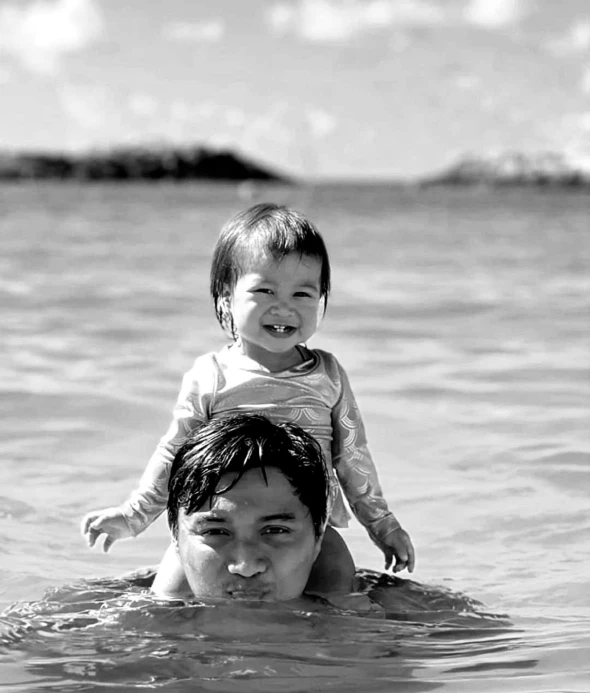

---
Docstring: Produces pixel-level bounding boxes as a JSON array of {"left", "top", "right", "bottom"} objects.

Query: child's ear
[{"left": 221, "top": 286, "right": 232, "bottom": 311}]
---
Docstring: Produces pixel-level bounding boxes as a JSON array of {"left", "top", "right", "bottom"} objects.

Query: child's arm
[
  {"left": 81, "top": 357, "right": 214, "bottom": 550},
  {"left": 331, "top": 361, "right": 415, "bottom": 573},
  {"left": 118, "top": 413, "right": 199, "bottom": 535}
]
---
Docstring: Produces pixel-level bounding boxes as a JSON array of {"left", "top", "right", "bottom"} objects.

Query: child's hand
[
  {"left": 80, "top": 507, "right": 134, "bottom": 552},
  {"left": 376, "top": 527, "right": 416, "bottom": 574}
]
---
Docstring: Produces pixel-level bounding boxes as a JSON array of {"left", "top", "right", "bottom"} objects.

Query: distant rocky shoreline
[
  {"left": 421, "top": 151, "right": 590, "bottom": 188},
  {"left": 0, "top": 145, "right": 289, "bottom": 183},
  {"left": 2, "top": 146, "right": 588, "bottom": 188}
]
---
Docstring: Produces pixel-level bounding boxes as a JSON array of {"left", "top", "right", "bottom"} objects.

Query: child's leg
[
  {"left": 305, "top": 525, "right": 355, "bottom": 594},
  {"left": 151, "top": 543, "right": 192, "bottom": 599},
  {"left": 306, "top": 527, "right": 383, "bottom": 614}
]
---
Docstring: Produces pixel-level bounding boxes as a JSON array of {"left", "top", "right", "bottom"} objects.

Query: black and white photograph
[{"left": 1, "top": 1, "right": 589, "bottom": 691}]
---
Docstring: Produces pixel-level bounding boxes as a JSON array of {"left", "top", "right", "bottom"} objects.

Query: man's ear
[{"left": 312, "top": 530, "right": 325, "bottom": 562}]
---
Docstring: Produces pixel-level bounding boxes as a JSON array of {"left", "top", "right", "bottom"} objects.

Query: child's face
[{"left": 227, "top": 252, "right": 323, "bottom": 370}]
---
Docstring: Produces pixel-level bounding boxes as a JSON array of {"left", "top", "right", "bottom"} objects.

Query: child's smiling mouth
[{"left": 264, "top": 324, "right": 296, "bottom": 336}]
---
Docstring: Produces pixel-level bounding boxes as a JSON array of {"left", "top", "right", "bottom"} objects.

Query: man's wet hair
[
  {"left": 210, "top": 203, "right": 331, "bottom": 338},
  {"left": 167, "top": 414, "right": 330, "bottom": 538}
]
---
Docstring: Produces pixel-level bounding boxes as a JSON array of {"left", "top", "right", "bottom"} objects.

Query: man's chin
[{"left": 226, "top": 589, "right": 273, "bottom": 601}]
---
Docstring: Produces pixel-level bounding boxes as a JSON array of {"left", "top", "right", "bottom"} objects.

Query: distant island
[
  {"left": 0, "top": 145, "right": 289, "bottom": 183},
  {"left": 421, "top": 151, "right": 590, "bottom": 188}
]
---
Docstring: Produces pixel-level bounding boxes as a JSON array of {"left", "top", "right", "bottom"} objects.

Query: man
[{"left": 151, "top": 414, "right": 332, "bottom": 602}]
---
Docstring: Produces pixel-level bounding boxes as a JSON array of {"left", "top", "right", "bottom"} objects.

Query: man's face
[{"left": 174, "top": 467, "right": 323, "bottom": 601}]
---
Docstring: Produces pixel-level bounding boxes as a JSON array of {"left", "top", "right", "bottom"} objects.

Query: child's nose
[{"left": 270, "top": 296, "right": 294, "bottom": 315}]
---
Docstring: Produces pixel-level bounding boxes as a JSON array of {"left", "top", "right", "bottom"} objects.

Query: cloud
[
  {"left": 546, "top": 20, "right": 590, "bottom": 56},
  {"left": 582, "top": 66, "right": 590, "bottom": 93},
  {"left": 163, "top": 20, "right": 224, "bottom": 43},
  {"left": 266, "top": 0, "right": 444, "bottom": 43},
  {"left": 240, "top": 102, "right": 292, "bottom": 148},
  {"left": 225, "top": 107, "right": 246, "bottom": 128},
  {"left": 165, "top": 99, "right": 220, "bottom": 124},
  {"left": 58, "top": 83, "right": 108, "bottom": 131},
  {"left": 306, "top": 107, "right": 336, "bottom": 138},
  {"left": 128, "top": 93, "right": 159, "bottom": 119},
  {"left": 266, "top": 0, "right": 530, "bottom": 42},
  {"left": 0, "top": 64, "right": 12, "bottom": 84},
  {"left": 0, "top": 0, "right": 102, "bottom": 75},
  {"left": 453, "top": 73, "right": 481, "bottom": 90},
  {"left": 543, "top": 111, "right": 590, "bottom": 172},
  {"left": 147, "top": 99, "right": 222, "bottom": 143},
  {"left": 462, "top": 0, "right": 529, "bottom": 29}
]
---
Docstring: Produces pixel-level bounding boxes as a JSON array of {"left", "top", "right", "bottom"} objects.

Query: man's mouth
[{"left": 226, "top": 586, "right": 271, "bottom": 600}]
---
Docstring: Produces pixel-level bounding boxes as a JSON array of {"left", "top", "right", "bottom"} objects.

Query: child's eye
[
  {"left": 202, "top": 528, "right": 230, "bottom": 537},
  {"left": 294, "top": 291, "right": 315, "bottom": 299},
  {"left": 254, "top": 288, "right": 272, "bottom": 295}
]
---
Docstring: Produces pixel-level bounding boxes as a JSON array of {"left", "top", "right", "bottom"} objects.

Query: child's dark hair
[{"left": 210, "top": 203, "right": 331, "bottom": 338}]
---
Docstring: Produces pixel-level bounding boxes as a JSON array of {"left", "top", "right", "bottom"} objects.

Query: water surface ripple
[{"left": 1, "top": 183, "right": 589, "bottom": 691}]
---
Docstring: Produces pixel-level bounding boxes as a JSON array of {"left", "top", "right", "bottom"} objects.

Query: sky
[{"left": 1, "top": 0, "right": 589, "bottom": 179}]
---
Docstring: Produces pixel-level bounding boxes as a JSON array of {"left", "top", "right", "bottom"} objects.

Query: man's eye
[{"left": 262, "top": 526, "right": 290, "bottom": 535}]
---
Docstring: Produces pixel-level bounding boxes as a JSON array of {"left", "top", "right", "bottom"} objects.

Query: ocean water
[{"left": 0, "top": 182, "right": 589, "bottom": 692}]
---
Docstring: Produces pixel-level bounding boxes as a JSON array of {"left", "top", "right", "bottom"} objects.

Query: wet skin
[
  {"left": 173, "top": 467, "right": 323, "bottom": 602},
  {"left": 226, "top": 252, "right": 323, "bottom": 372}
]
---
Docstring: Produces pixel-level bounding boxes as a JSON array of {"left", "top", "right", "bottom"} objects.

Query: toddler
[{"left": 82, "top": 203, "right": 415, "bottom": 598}]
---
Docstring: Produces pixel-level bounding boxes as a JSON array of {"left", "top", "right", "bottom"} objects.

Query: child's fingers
[
  {"left": 80, "top": 512, "right": 97, "bottom": 536},
  {"left": 392, "top": 559, "right": 407, "bottom": 573},
  {"left": 392, "top": 544, "right": 409, "bottom": 573},
  {"left": 86, "top": 518, "right": 107, "bottom": 547},
  {"left": 383, "top": 547, "right": 394, "bottom": 571},
  {"left": 86, "top": 526, "right": 98, "bottom": 547},
  {"left": 102, "top": 536, "right": 114, "bottom": 553}
]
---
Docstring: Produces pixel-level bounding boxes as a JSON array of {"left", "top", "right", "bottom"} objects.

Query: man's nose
[{"left": 227, "top": 540, "right": 267, "bottom": 577}]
